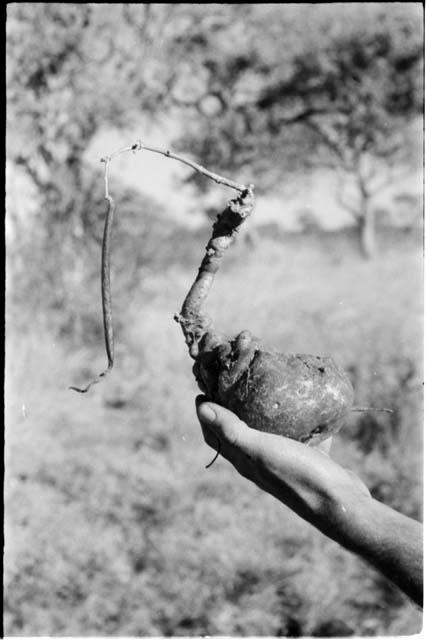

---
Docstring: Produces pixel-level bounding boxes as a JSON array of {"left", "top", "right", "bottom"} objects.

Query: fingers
[
  {"left": 195, "top": 397, "right": 372, "bottom": 529},
  {"left": 195, "top": 396, "right": 258, "bottom": 466}
]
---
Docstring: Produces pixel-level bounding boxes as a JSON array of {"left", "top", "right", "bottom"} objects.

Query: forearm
[
  {"left": 325, "top": 493, "right": 423, "bottom": 606},
  {"left": 195, "top": 401, "right": 423, "bottom": 605}
]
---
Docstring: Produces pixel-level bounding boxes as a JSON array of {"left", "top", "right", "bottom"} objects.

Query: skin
[{"left": 196, "top": 397, "right": 423, "bottom": 607}]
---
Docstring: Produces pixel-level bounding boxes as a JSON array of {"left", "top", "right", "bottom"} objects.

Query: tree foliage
[
  {"left": 7, "top": 3, "right": 195, "bottom": 214},
  {"left": 174, "top": 4, "right": 422, "bottom": 179},
  {"left": 6, "top": 2, "right": 423, "bottom": 297},
  {"left": 6, "top": 3, "right": 197, "bottom": 317},
  {"left": 172, "top": 3, "right": 423, "bottom": 255}
]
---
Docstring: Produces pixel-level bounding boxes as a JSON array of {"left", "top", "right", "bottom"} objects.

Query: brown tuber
[
  {"left": 195, "top": 334, "right": 354, "bottom": 445},
  {"left": 175, "top": 183, "right": 355, "bottom": 446}
]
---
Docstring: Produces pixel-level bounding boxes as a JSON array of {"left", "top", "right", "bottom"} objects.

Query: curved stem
[
  {"left": 175, "top": 186, "right": 255, "bottom": 358},
  {"left": 205, "top": 439, "right": 222, "bottom": 469}
]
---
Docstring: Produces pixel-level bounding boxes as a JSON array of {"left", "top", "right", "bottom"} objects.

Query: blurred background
[{"left": 5, "top": 3, "right": 423, "bottom": 636}]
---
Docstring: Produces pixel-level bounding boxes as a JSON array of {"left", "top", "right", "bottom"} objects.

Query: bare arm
[
  {"left": 196, "top": 398, "right": 423, "bottom": 607},
  {"left": 334, "top": 493, "right": 423, "bottom": 606}
]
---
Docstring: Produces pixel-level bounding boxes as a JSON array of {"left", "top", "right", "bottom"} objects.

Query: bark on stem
[{"left": 175, "top": 186, "right": 255, "bottom": 359}]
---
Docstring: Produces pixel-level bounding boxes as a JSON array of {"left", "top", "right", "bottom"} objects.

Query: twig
[
  {"left": 205, "top": 439, "right": 222, "bottom": 468},
  {"left": 132, "top": 140, "right": 246, "bottom": 192}
]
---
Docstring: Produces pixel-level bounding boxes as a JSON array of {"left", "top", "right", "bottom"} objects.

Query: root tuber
[
  {"left": 173, "top": 174, "right": 355, "bottom": 447},
  {"left": 195, "top": 337, "right": 354, "bottom": 445}
]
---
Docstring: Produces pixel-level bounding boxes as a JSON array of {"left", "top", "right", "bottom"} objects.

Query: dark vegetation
[{"left": 5, "top": 3, "right": 423, "bottom": 637}]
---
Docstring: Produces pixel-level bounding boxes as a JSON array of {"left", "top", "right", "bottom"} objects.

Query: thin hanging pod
[
  {"left": 70, "top": 157, "right": 115, "bottom": 393},
  {"left": 70, "top": 141, "right": 244, "bottom": 393}
]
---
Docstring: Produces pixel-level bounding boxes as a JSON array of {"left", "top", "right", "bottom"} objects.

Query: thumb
[{"left": 196, "top": 399, "right": 255, "bottom": 452}]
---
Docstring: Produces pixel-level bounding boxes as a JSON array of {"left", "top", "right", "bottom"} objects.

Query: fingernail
[{"left": 198, "top": 403, "right": 217, "bottom": 424}]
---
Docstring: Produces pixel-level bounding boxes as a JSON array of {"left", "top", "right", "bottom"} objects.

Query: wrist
[{"left": 325, "top": 492, "right": 423, "bottom": 605}]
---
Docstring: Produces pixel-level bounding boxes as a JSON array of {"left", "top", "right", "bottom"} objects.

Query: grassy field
[{"left": 5, "top": 223, "right": 423, "bottom": 636}]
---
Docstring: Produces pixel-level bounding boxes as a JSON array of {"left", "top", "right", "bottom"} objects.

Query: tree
[
  {"left": 172, "top": 3, "right": 423, "bottom": 257},
  {"left": 267, "top": 8, "right": 423, "bottom": 258},
  {"left": 6, "top": 3, "right": 199, "bottom": 319},
  {"left": 7, "top": 3, "right": 196, "bottom": 217}
]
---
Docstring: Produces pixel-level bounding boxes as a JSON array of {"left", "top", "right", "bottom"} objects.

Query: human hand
[
  {"left": 196, "top": 397, "right": 423, "bottom": 606},
  {"left": 196, "top": 396, "right": 370, "bottom": 540}
]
